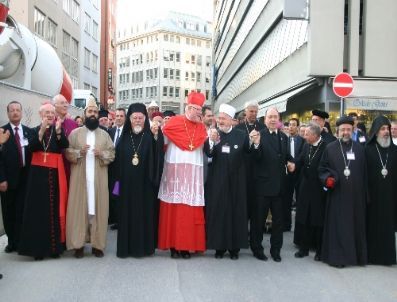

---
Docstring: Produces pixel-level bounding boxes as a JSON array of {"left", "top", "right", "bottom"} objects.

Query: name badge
[
  {"left": 346, "top": 152, "right": 355, "bottom": 160},
  {"left": 359, "top": 136, "right": 366, "bottom": 143},
  {"left": 222, "top": 145, "right": 230, "bottom": 154}
]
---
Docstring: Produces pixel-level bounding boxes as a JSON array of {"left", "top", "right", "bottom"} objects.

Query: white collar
[
  {"left": 269, "top": 129, "right": 278, "bottom": 134},
  {"left": 10, "top": 122, "right": 21, "bottom": 129},
  {"left": 312, "top": 137, "right": 322, "bottom": 146}
]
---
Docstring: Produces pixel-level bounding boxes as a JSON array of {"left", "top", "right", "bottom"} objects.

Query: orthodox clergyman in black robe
[
  {"left": 115, "top": 103, "right": 163, "bottom": 258},
  {"left": 318, "top": 116, "right": 367, "bottom": 268},
  {"left": 294, "top": 123, "right": 327, "bottom": 261},
  {"left": 365, "top": 115, "right": 397, "bottom": 265},
  {"left": 205, "top": 104, "right": 257, "bottom": 259},
  {"left": 19, "top": 103, "right": 69, "bottom": 260}
]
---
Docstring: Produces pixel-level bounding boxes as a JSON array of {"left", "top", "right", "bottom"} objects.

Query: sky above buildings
[{"left": 117, "top": 0, "right": 214, "bottom": 28}]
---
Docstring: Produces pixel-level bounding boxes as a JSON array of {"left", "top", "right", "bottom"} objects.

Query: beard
[
  {"left": 85, "top": 116, "right": 99, "bottom": 130},
  {"left": 341, "top": 134, "right": 352, "bottom": 143},
  {"left": 218, "top": 125, "right": 231, "bottom": 133},
  {"left": 377, "top": 135, "right": 391, "bottom": 148},
  {"left": 132, "top": 126, "right": 143, "bottom": 134}
]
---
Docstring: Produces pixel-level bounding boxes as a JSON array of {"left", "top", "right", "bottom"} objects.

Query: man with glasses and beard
[
  {"left": 365, "top": 115, "right": 397, "bottom": 265},
  {"left": 65, "top": 98, "right": 115, "bottom": 258},
  {"left": 319, "top": 116, "right": 367, "bottom": 268}
]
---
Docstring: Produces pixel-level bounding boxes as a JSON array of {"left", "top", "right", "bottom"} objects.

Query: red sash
[{"left": 31, "top": 151, "right": 68, "bottom": 243}]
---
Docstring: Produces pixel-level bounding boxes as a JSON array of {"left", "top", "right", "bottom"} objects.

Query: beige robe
[{"left": 65, "top": 127, "right": 115, "bottom": 251}]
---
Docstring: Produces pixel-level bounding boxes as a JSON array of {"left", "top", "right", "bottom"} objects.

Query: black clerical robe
[
  {"left": 115, "top": 130, "right": 163, "bottom": 258},
  {"left": 366, "top": 142, "right": 397, "bottom": 265},
  {"left": 18, "top": 126, "right": 69, "bottom": 258},
  {"left": 204, "top": 128, "right": 249, "bottom": 251},
  {"left": 319, "top": 139, "right": 367, "bottom": 266}
]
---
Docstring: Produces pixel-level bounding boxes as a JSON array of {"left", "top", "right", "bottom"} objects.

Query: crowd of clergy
[{"left": 0, "top": 92, "right": 396, "bottom": 270}]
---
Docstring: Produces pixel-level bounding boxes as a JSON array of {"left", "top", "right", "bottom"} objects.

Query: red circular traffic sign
[{"left": 333, "top": 72, "right": 354, "bottom": 98}]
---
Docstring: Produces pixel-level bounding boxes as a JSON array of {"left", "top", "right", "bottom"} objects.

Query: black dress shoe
[
  {"left": 170, "top": 248, "right": 180, "bottom": 259},
  {"left": 253, "top": 252, "right": 268, "bottom": 261},
  {"left": 74, "top": 247, "right": 84, "bottom": 259},
  {"left": 92, "top": 248, "right": 104, "bottom": 258},
  {"left": 294, "top": 250, "right": 309, "bottom": 258},
  {"left": 180, "top": 251, "right": 191, "bottom": 259},
  {"left": 215, "top": 251, "right": 224, "bottom": 259},
  {"left": 271, "top": 250, "right": 282, "bottom": 262},
  {"left": 229, "top": 252, "right": 239, "bottom": 260},
  {"left": 4, "top": 245, "right": 15, "bottom": 253},
  {"left": 314, "top": 253, "right": 321, "bottom": 261}
]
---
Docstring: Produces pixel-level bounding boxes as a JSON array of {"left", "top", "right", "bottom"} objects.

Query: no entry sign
[{"left": 333, "top": 73, "right": 354, "bottom": 98}]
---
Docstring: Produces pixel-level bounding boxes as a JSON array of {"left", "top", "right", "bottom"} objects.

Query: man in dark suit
[
  {"left": 283, "top": 118, "right": 304, "bottom": 231},
  {"left": 108, "top": 108, "right": 126, "bottom": 229},
  {"left": 348, "top": 112, "right": 367, "bottom": 145},
  {"left": 251, "top": 107, "right": 295, "bottom": 262},
  {"left": 0, "top": 101, "right": 35, "bottom": 253}
]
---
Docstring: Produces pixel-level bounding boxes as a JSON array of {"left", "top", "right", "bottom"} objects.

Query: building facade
[
  {"left": 10, "top": 0, "right": 103, "bottom": 99},
  {"left": 79, "top": 0, "right": 100, "bottom": 99},
  {"left": 212, "top": 0, "right": 397, "bottom": 128},
  {"left": 100, "top": 0, "right": 117, "bottom": 109},
  {"left": 116, "top": 11, "right": 212, "bottom": 114}
]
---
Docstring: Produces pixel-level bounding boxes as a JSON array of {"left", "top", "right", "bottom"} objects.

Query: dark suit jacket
[
  {"left": 252, "top": 129, "right": 293, "bottom": 197},
  {"left": 0, "top": 123, "right": 35, "bottom": 190},
  {"left": 288, "top": 135, "right": 304, "bottom": 160}
]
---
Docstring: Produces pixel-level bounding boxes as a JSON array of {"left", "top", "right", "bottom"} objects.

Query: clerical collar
[
  {"left": 312, "top": 137, "right": 322, "bottom": 147},
  {"left": 269, "top": 129, "right": 278, "bottom": 134}
]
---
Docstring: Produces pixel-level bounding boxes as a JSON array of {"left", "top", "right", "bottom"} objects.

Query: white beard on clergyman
[{"left": 377, "top": 135, "right": 391, "bottom": 148}]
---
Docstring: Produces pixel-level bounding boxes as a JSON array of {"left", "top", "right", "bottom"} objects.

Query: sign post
[{"left": 333, "top": 72, "right": 354, "bottom": 116}]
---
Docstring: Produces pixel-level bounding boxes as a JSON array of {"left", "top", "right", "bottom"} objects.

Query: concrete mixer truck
[{"left": 0, "top": 1, "right": 82, "bottom": 127}]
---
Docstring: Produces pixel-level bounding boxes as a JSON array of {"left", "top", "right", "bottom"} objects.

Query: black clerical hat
[
  {"left": 311, "top": 110, "right": 329, "bottom": 119},
  {"left": 368, "top": 115, "right": 391, "bottom": 144},
  {"left": 336, "top": 115, "right": 354, "bottom": 127},
  {"left": 98, "top": 109, "right": 109, "bottom": 119}
]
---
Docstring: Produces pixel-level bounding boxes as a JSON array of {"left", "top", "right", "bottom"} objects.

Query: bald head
[{"left": 265, "top": 107, "right": 279, "bottom": 131}]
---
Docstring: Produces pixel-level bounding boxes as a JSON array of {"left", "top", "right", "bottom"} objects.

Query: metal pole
[{"left": 340, "top": 97, "right": 344, "bottom": 116}]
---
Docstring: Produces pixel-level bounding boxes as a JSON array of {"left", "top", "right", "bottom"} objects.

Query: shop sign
[{"left": 345, "top": 98, "right": 397, "bottom": 111}]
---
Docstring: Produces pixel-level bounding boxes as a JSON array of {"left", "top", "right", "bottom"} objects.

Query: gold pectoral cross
[
  {"left": 43, "top": 152, "right": 47, "bottom": 163},
  {"left": 189, "top": 143, "right": 194, "bottom": 150}
]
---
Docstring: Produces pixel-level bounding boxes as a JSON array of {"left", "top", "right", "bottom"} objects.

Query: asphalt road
[{"left": 1, "top": 229, "right": 397, "bottom": 302}]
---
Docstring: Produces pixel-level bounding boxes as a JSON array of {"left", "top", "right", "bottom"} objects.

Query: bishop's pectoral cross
[
  {"left": 43, "top": 152, "right": 47, "bottom": 163},
  {"left": 189, "top": 143, "right": 194, "bottom": 151}
]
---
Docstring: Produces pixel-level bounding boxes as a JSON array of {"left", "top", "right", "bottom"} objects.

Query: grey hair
[
  {"left": 306, "top": 122, "right": 322, "bottom": 137},
  {"left": 244, "top": 100, "right": 259, "bottom": 109},
  {"left": 264, "top": 107, "right": 279, "bottom": 117}
]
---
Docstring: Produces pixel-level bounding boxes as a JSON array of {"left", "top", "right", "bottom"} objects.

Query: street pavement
[{"left": 1, "top": 229, "right": 397, "bottom": 302}]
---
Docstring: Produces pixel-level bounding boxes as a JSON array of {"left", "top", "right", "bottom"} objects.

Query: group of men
[{"left": 0, "top": 92, "right": 396, "bottom": 268}]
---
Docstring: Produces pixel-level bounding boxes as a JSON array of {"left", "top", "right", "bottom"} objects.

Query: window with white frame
[
  {"left": 46, "top": 18, "right": 57, "bottom": 46},
  {"left": 34, "top": 7, "right": 45, "bottom": 37},
  {"left": 92, "top": 21, "right": 98, "bottom": 40},
  {"left": 84, "top": 48, "right": 91, "bottom": 69},
  {"left": 163, "top": 86, "right": 167, "bottom": 97},
  {"left": 71, "top": 0, "right": 79, "bottom": 23},
  {"left": 92, "top": 54, "right": 98, "bottom": 73},
  {"left": 63, "top": 0, "right": 71, "bottom": 14},
  {"left": 84, "top": 13, "right": 91, "bottom": 34}
]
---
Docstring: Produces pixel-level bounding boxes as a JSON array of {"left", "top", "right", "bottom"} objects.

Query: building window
[
  {"left": 164, "top": 68, "right": 168, "bottom": 79},
  {"left": 46, "top": 18, "right": 57, "bottom": 46},
  {"left": 154, "top": 68, "right": 158, "bottom": 79},
  {"left": 191, "top": 72, "right": 195, "bottom": 81},
  {"left": 34, "top": 7, "right": 45, "bottom": 37},
  {"left": 184, "top": 89, "right": 189, "bottom": 97},
  {"left": 84, "top": 48, "right": 91, "bottom": 69},
  {"left": 84, "top": 83, "right": 90, "bottom": 90},
  {"left": 185, "top": 72, "right": 189, "bottom": 81},
  {"left": 170, "top": 52, "right": 174, "bottom": 62},
  {"left": 175, "top": 69, "right": 180, "bottom": 80},
  {"left": 71, "top": 0, "right": 79, "bottom": 23},
  {"left": 191, "top": 55, "right": 196, "bottom": 64},
  {"left": 206, "top": 90, "right": 209, "bottom": 100},
  {"left": 164, "top": 34, "right": 168, "bottom": 41},
  {"left": 70, "top": 38, "right": 78, "bottom": 78},
  {"left": 169, "top": 87, "right": 174, "bottom": 97},
  {"left": 169, "top": 69, "right": 174, "bottom": 80},
  {"left": 197, "top": 72, "right": 201, "bottom": 82},
  {"left": 197, "top": 55, "right": 202, "bottom": 66},
  {"left": 62, "top": 31, "right": 71, "bottom": 72},
  {"left": 175, "top": 87, "right": 180, "bottom": 98},
  {"left": 191, "top": 39, "right": 196, "bottom": 46},
  {"left": 185, "top": 54, "right": 190, "bottom": 64},
  {"left": 91, "top": 86, "right": 98, "bottom": 97},
  {"left": 176, "top": 52, "right": 181, "bottom": 63},
  {"left": 163, "top": 86, "right": 167, "bottom": 97},
  {"left": 163, "top": 50, "right": 169, "bottom": 61},
  {"left": 206, "top": 56, "right": 211, "bottom": 67},
  {"left": 92, "top": 54, "right": 98, "bottom": 73},
  {"left": 84, "top": 13, "right": 91, "bottom": 34},
  {"left": 92, "top": 21, "right": 98, "bottom": 40},
  {"left": 63, "top": 0, "right": 71, "bottom": 14}
]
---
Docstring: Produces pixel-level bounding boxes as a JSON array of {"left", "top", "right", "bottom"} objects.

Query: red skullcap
[
  {"left": 151, "top": 111, "right": 164, "bottom": 118},
  {"left": 187, "top": 92, "right": 205, "bottom": 107}
]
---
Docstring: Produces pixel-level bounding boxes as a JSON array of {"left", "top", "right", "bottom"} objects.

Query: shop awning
[{"left": 258, "top": 81, "right": 317, "bottom": 117}]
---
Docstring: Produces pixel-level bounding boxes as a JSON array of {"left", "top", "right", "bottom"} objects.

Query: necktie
[
  {"left": 290, "top": 136, "right": 295, "bottom": 158},
  {"left": 115, "top": 128, "right": 120, "bottom": 146},
  {"left": 14, "top": 126, "right": 23, "bottom": 167}
]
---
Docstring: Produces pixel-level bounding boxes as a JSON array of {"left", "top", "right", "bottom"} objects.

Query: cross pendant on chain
[
  {"left": 189, "top": 143, "right": 194, "bottom": 150},
  {"left": 43, "top": 152, "right": 47, "bottom": 163}
]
